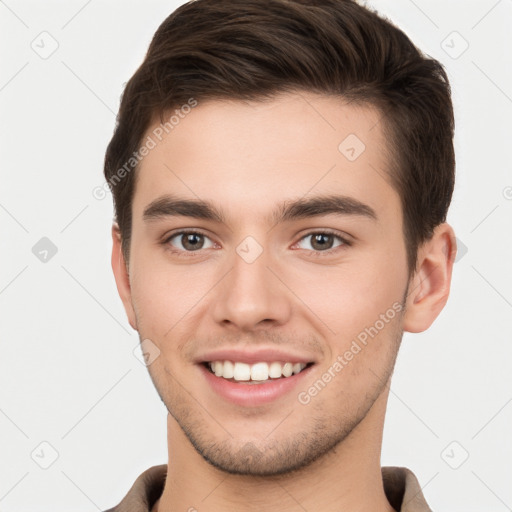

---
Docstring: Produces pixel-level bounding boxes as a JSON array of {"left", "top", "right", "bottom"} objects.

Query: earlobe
[
  {"left": 111, "top": 224, "right": 138, "bottom": 331},
  {"left": 402, "top": 223, "right": 457, "bottom": 333}
]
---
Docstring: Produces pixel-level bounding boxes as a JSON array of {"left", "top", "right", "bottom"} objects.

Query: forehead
[{"left": 133, "top": 92, "right": 399, "bottom": 226}]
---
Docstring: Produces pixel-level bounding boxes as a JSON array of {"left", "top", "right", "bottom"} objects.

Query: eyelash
[{"left": 161, "top": 229, "right": 352, "bottom": 258}]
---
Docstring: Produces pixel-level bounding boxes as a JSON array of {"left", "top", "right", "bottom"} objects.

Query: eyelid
[
  {"left": 161, "top": 228, "right": 352, "bottom": 256},
  {"left": 292, "top": 229, "right": 352, "bottom": 252},
  {"left": 162, "top": 228, "right": 218, "bottom": 253},
  {"left": 162, "top": 227, "right": 212, "bottom": 242}
]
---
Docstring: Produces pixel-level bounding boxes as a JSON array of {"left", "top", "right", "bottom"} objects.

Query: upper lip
[{"left": 196, "top": 348, "right": 317, "bottom": 365}]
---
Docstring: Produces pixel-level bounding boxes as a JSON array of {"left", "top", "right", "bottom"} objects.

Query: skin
[{"left": 112, "top": 91, "right": 456, "bottom": 512}]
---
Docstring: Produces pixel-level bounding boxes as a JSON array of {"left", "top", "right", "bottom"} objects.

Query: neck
[{"left": 154, "top": 389, "right": 395, "bottom": 512}]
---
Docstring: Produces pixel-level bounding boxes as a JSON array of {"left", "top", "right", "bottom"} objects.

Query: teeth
[
  {"left": 250, "top": 362, "right": 268, "bottom": 381},
  {"left": 208, "top": 361, "right": 308, "bottom": 381},
  {"left": 268, "top": 361, "right": 282, "bottom": 379},
  {"left": 292, "top": 363, "right": 302, "bottom": 375},
  {"left": 213, "top": 361, "right": 223, "bottom": 377},
  {"left": 233, "top": 362, "right": 251, "bottom": 381},
  {"left": 223, "top": 360, "right": 234, "bottom": 379},
  {"left": 282, "top": 362, "right": 293, "bottom": 377}
]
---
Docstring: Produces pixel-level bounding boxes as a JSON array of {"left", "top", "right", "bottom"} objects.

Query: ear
[
  {"left": 402, "top": 223, "right": 457, "bottom": 333},
  {"left": 111, "top": 224, "right": 138, "bottom": 331}
]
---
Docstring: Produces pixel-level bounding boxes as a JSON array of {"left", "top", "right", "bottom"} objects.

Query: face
[{"left": 117, "top": 92, "right": 412, "bottom": 475}]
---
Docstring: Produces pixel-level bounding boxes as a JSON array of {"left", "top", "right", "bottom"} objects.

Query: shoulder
[
  {"left": 382, "top": 466, "right": 432, "bottom": 512},
  {"left": 103, "top": 464, "right": 167, "bottom": 512}
]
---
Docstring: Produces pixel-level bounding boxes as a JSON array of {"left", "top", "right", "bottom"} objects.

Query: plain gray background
[{"left": 1, "top": 0, "right": 511, "bottom": 510}]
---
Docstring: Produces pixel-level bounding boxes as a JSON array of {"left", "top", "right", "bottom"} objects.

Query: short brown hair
[{"left": 104, "top": 0, "right": 455, "bottom": 278}]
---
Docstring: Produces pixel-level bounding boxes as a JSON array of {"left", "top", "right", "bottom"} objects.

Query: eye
[
  {"left": 295, "top": 231, "right": 350, "bottom": 252},
  {"left": 165, "top": 230, "right": 216, "bottom": 252}
]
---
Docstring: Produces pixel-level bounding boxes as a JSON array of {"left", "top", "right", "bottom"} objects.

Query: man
[{"left": 103, "top": 0, "right": 457, "bottom": 510}]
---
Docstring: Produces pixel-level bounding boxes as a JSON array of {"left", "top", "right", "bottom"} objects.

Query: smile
[
  {"left": 200, "top": 359, "right": 315, "bottom": 406},
  {"left": 206, "top": 360, "right": 311, "bottom": 382}
]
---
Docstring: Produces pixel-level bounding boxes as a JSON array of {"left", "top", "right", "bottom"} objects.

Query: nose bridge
[{"left": 212, "top": 237, "right": 291, "bottom": 330}]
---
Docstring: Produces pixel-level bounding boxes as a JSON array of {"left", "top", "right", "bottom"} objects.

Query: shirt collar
[{"left": 106, "top": 464, "right": 432, "bottom": 512}]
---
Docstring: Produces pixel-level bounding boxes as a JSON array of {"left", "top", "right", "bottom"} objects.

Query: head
[{"left": 106, "top": 0, "right": 456, "bottom": 476}]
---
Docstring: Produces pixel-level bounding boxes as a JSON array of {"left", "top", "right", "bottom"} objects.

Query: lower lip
[{"left": 199, "top": 364, "right": 314, "bottom": 407}]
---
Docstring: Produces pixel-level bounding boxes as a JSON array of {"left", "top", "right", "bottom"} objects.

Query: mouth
[
  {"left": 199, "top": 358, "right": 316, "bottom": 407},
  {"left": 203, "top": 360, "right": 314, "bottom": 384}
]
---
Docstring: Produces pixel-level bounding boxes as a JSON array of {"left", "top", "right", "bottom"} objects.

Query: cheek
[
  {"left": 129, "top": 255, "right": 214, "bottom": 338},
  {"left": 288, "top": 257, "right": 406, "bottom": 342}
]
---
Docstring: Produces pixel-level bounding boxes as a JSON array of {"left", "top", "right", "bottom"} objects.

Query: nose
[{"left": 212, "top": 243, "right": 292, "bottom": 331}]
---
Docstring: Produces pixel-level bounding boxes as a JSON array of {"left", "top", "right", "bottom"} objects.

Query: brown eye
[
  {"left": 296, "top": 231, "right": 349, "bottom": 252},
  {"left": 167, "top": 231, "right": 215, "bottom": 252},
  {"left": 310, "top": 233, "right": 335, "bottom": 250}
]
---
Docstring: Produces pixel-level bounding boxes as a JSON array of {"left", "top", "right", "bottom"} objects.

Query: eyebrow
[{"left": 142, "top": 194, "right": 378, "bottom": 225}]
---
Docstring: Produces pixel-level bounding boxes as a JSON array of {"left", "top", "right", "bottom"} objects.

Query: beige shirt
[{"left": 103, "top": 465, "right": 432, "bottom": 511}]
